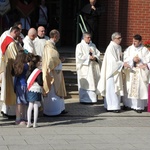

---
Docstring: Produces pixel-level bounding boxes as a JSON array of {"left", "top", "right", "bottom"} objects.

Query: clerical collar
[
  {"left": 133, "top": 44, "right": 142, "bottom": 50},
  {"left": 50, "top": 39, "right": 55, "bottom": 45},
  {"left": 38, "top": 35, "right": 45, "bottom": 39}
]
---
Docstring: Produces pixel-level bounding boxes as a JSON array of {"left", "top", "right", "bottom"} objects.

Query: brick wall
[
  {"left": 107, "top": 0, "right": 120, "bottom": 41},
  {"left": 126, "top": 0, "right": 150, "bottom": 47},
  {"left": 106, "top": 0, "right": 150, "bottom": 49}
]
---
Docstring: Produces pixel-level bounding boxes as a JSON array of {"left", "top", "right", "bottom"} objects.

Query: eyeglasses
[
  {"left": 115, "top": 37, "right": 122, "bottom": 40},
  {"left": 85, "top": 36, "right": 91, "bottom": 39}
]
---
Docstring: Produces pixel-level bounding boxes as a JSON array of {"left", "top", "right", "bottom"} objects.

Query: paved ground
[{"left": 0, "top": 99, "right": 150, "bottom": 150}]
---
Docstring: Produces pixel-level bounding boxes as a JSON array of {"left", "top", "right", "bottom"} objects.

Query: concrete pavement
[{"left": 0, "top": 99, "right": 150, "bottom": 150}]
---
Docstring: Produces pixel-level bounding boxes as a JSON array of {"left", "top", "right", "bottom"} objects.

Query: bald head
[
  {"left": 28, "top": 28, "right": 37, "bottom": 40},
  {"left": 37, "top": 26, "right": 46, "bottom": 38}
]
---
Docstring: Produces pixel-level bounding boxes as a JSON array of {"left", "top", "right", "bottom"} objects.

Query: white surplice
[
  {"left": 123, "top": 44, "right": 150, "bottom": 110},
  {"left": 76, "top": 40, "right": 101, "bottom": 103},
  {"left": 23, "top": 36, "right": 36, "bottom": 54},
  {"left": 97, "top": 41, "right": 124, "bottom": 110},
  {"left": 33, "top": 36, "right": 49, "bottom": 57}
]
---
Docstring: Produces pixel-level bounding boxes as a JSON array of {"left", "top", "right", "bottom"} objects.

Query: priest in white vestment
[
  {"left": 0, "top": 26, "right": 20, "bottom": 117},
  {"left": 23, "top": 28, "right": 37, "bottom": 54},
  {"left": 42, "top": 29, "right": 67, "bottom": 116},
  {"left": 76, "top": 32, "right": 101, "bottom": 103},
  {"left": 33, "top": 26, "right": 49, "bottom": 57},
  {"left": 123, "top": 34, "right": 150, "bottom": 113},
  {"left": 1, "top": 22, "right": 24, "bottom": 51},
  {"left": 97, "top": 32, "right": 128, "bottom": 112}
]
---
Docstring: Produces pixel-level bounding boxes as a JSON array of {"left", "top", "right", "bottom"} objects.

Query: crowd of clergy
[
  {"left": 0, "top": 22, "right": 67, "bottom": 127},
  {"left": 76, "top": 32, "right": 150, "bottom": 114},
  {"left": 0, "top": 20, "right": 150, "bottom": 127}
]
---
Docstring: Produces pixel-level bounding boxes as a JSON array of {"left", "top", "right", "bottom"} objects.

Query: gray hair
[
  {"left": 49, "top": 29, "right": 59, "bottom": 38},
  {"left": 111, "top": 32, "right": 121, "bottom": 40},
  {"left": 83, "top": 32, "right": 91, "bottom": 38}
]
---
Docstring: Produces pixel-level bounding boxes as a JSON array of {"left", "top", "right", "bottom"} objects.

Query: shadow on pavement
[{"left": 0, "top": 99, "right": 150, "bottom": 128}]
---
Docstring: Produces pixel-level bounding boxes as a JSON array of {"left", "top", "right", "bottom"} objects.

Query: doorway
[{"left": 45, "top": 0, "right": 87, "bottom": 47}]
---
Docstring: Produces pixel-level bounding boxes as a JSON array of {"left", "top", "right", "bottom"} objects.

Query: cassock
[
  {"left": 76, "top": 40, "right": 101, "bottom": 103},
  {"left": 81, "top": 3, "right": 101, "bottom": 32},
  {"left": 33, "top": 36, "right": 49, "bottom": 57},
  {"left": 0, "top": 35, "right": 18, "bottom": 116},
  {"left": 97, "top": 41, "right": 124, "bottom": 110},
  {"left": 23, "top": 36, "right": 36, "bottom": 54},
  {"left": 123, "top": 44, "right": 150, "bottom": 110},
  {"left": 81, "top": 3, "right": 101, "bottom": 46},
  {"left": 42, "top": 40, "right": 66, "bottom": 116}
]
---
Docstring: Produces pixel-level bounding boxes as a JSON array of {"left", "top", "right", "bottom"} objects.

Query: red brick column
[
  {"left": 125, "top": 0, "right": 150, "bottom": 46},
  {"left": 106, "top": 0, "right": 120, "bottom": 42},
  {"left": 106, "top": 0, "right": 150, "bottom": 48}
]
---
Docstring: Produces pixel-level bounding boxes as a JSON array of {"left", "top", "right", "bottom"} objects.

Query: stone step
[
  {"left": 62, "top": 63, "right": 76, "bottom": 71},
  {"left": 65, "top": 91, "right": 103, "bottom": 100},
  {"left": 64, "top": 57, "right": 76, "bottom": 63},
  {"left": 64, "top": 76, "right": 77, "bottom": 84},
  {"left": 61, "top": 52, "right": 104, "bottom": 98},
  {"left": 65, "top": 91, "right": 79, "bottom": 99},
  {"left": 63, "top": 70, "right": 77, "bottom": 76},
  {"left": 63, "top": 62, "right": 76, "bottom": 66},
  {"left": 58, "top": 46, "right": 104, "bottom": 59},
  {"left": 65, "top": 83, "right": 78, "bottom": 91},
  {"left": 62, "top": 53, "right": 104, "bottom": 64},
  {"left": 58, "top": 48, "right": 75, "bottom": 57}
]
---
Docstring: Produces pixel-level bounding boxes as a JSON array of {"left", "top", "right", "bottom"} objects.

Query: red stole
[{"left": 1, "top": 36, "right": 14, "bottom": 55}]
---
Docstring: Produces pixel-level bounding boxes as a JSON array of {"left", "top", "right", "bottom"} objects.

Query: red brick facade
[{"left": 105, "top": 0, "right": 150, "bottom": 49}]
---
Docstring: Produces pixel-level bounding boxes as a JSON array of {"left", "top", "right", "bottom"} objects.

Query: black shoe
[
  {"left": 61, "top": 110, "right": 68, "bottom": 114},
  {"left": 1, "top": 112, "right": 8, "bottom": 118},
  {"left": 122, "top": 105, "right": 128, "bottom": 110},
  {"left": 136, "top": 110, "right": 142, "bottom": 113},
  {"left": 43, "top": 113, "right": 49, "bottom": 117},
  {"left": 113, "top": 110, "right": 120, "bottom": 113},
  {"left": 1, "top": 112, "right": 16, "bottom": 119},
  {"left": 80, "top": 102, "right": 95, "bottom": 105}
]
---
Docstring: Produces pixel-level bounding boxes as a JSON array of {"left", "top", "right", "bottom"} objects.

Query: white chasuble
[
  {"left": 76, "top": 40, "right": 101, "bottom": 91},
  {"left": 98, "top": 41, "right": 124, "bottom": 97},
  {"left": 124, "top": 44, "right": 150, "bottom": 100},
  {"left": 75, "top": 40, "right": 101, "bottom": 103}
]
